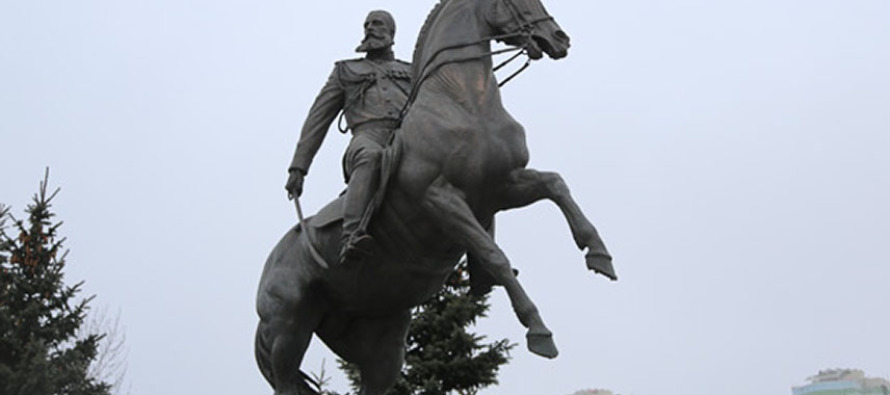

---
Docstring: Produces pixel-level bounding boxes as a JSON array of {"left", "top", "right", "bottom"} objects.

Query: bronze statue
[
  {"left": 257, "top": 1, "right": 615, "bottom": 394},
  {"left": 285, "top": 10, "right": 411, "bottom": 264}
]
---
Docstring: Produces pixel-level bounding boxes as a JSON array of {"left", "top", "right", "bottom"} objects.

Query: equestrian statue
[{"left": 256, "top": 1, "right": 616, "bottom": 394}]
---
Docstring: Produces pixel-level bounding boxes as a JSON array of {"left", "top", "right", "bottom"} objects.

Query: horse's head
[{"left": 487, "top": 0, "right": 570, "bottom": 60}]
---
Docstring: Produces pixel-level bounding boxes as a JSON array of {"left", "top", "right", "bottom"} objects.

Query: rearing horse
[{"left": 255, "top": 1, "right": 614, "bottom": 394}]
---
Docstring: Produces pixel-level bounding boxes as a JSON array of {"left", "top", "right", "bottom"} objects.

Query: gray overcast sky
[{"left": 2, "top": 1, "right": 888, "bottom": 395}]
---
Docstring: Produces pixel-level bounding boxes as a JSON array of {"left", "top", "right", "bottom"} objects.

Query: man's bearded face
[{"left": 356, "top": 12, "right": 395, "bottom": 53}]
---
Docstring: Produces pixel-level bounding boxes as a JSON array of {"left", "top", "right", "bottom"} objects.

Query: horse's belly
[{"left": 324, "top": 260, "right": 454, "bottom": 314}]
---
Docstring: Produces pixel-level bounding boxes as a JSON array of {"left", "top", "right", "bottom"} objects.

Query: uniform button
[{"left": 382, "top": 86, "right": 388, "bottom": 91}]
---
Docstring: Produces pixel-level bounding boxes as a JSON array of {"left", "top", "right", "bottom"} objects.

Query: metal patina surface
[{"left": 257, "top": 2, "right": 614, "bottom": 394}]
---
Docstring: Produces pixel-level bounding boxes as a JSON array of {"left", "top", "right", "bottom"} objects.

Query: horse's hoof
[
  {"left": 527, "top": 332, "right": 559, "bottom": 359},
  {"left": 586, "top": 252, "right": 617, "bottom": 281}
]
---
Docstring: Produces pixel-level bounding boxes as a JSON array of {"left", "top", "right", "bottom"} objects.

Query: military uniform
[
  {"left": 290, "top": 58, "right": 411, "bottom": 178},
  {"left": 289, "top": 57, "right": 411, "bottom": 257}
]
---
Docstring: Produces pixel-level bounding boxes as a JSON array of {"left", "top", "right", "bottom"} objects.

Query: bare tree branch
[{"left": 79, "top": 306, "right": 131, "bottom": 395}]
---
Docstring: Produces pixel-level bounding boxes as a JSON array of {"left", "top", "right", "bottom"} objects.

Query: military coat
[{"left": 290, "top": 58, "right": 412, "bottom": 174}]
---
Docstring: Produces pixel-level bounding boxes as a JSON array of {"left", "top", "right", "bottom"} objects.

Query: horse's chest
[{"left": 448, "top": 119, "right": 529, "bottom": 183}]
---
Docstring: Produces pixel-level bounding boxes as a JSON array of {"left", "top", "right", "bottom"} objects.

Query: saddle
[
  {"left": 295, "top": 134, "right": 404, "bottom": 268},
  {"left": 295, "top": 133, "right": 496, "bottom": 295}
]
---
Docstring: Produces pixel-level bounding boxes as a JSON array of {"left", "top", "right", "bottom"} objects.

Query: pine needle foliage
[{"left": 0, "top": 172, "right": 111, "bottom": 395}]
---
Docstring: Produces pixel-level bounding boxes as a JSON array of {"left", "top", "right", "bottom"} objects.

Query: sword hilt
[{"left": 289, "top": 193, "right": 305, "bottom": 224}]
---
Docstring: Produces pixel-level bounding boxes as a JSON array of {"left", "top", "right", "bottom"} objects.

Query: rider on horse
[
  {"left": 260, "top": 3, "right": 613, "bottom": 394},
  {"left": 285, "top": 10, "right": 411, "bottom": 265}
]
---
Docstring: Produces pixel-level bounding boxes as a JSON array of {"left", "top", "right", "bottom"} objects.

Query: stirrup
[{"left": 340, "top": 234, "right": 376, "bottom": 264}]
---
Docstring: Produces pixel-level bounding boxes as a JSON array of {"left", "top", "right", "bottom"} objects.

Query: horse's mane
[{"left": 412, "top": 0, "right": 452, "bottom": 79}]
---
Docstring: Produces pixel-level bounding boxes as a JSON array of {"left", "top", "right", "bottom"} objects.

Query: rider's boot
[{"left": 340, "top": 159, "right": 379, "bottom": 265}]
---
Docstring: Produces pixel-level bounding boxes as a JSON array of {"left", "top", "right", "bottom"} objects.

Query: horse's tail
[{"left": 254, "top": 321, "right": 275, "bottom": 388}]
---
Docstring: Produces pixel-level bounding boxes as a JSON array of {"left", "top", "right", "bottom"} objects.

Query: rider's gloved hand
[{"left": 285, "top": 168, "right": 306, "bottom": 198}]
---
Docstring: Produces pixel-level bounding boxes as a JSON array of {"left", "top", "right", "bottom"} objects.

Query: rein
[{"left": 495, "top": 54, "right": 532, "bottom": 87}]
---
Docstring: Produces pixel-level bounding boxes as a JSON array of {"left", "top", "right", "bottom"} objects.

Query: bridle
[
  {"left": 493, "top": 0, "right": 555, "bottom": 85},
  {"left": 399, "top": 0, "right": 555, "bottom": 120},
  {"left": 501, "top": 0, "right": 554, "bottom": 35}
]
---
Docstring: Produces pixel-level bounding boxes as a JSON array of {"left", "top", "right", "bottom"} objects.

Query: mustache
[
  {"left": 361, "top": 31, "right": 390, "bottom": 43},
  {"left": 356, "top": 31, "right": 393, "bottom": 52}
]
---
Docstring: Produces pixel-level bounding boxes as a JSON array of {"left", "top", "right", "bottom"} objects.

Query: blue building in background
[{"left": 793, "top": 369, "right": 889, "bottom": 395}]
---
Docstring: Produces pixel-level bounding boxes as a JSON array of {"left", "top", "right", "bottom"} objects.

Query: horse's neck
[
  {"left": 417, "top": 0, "right": 486, "bottom": 68},
  {"left": 430, "top": 58, "right": 502, "bottom": 111},
  {"left": 418, "top": 0, "right": 503, "bottom": 112}
]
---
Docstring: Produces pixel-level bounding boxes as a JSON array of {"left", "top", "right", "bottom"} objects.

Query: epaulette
[
  {"left": 387, "top": 68, "right": 411, "bottom": 80},
  {"left": 388, "top": 60, "right": 412, "bottom": 79},
  {"left": 334, "top": 58, "right": 366, "bottom": 67},
  {"left": 335, "top": 58, "right": 411, "bottom": 81},
  {"left": 335, "top": 58, "right": 410, "bottom": 67}
]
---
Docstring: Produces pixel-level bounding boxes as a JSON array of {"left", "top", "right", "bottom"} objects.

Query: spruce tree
[
  {"left": 338, "top": 261, "right": 515, "bottom": 395},
  {"left": 0, "top": 173, "right": 111, "bottom": 395}
]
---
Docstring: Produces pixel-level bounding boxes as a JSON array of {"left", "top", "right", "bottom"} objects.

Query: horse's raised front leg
[
  {"left": 421, "top": 177, "right": 558, "bottom": 358},
  {"left": 496, "top": 168, "right": 616, "bottom": 280}
]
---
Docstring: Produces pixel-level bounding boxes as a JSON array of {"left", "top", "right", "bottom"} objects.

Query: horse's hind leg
[
  {"left": 421, "top": 177, "right": 558, "bottom": 358},
  {"left": 318, "top": 311, "right": 411, "bottom": 395},
  {"left": 496, "top": 168, "right": 616, "bottom": 280},
  {"left": 256, "top": 243, "right": 326, "bottom": 395},
  {"left": 355, "top": 312, "right": 411, "bottom": 395},
  {"left": 256, "top": 299, "right": 323, "bottom": 395}
]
